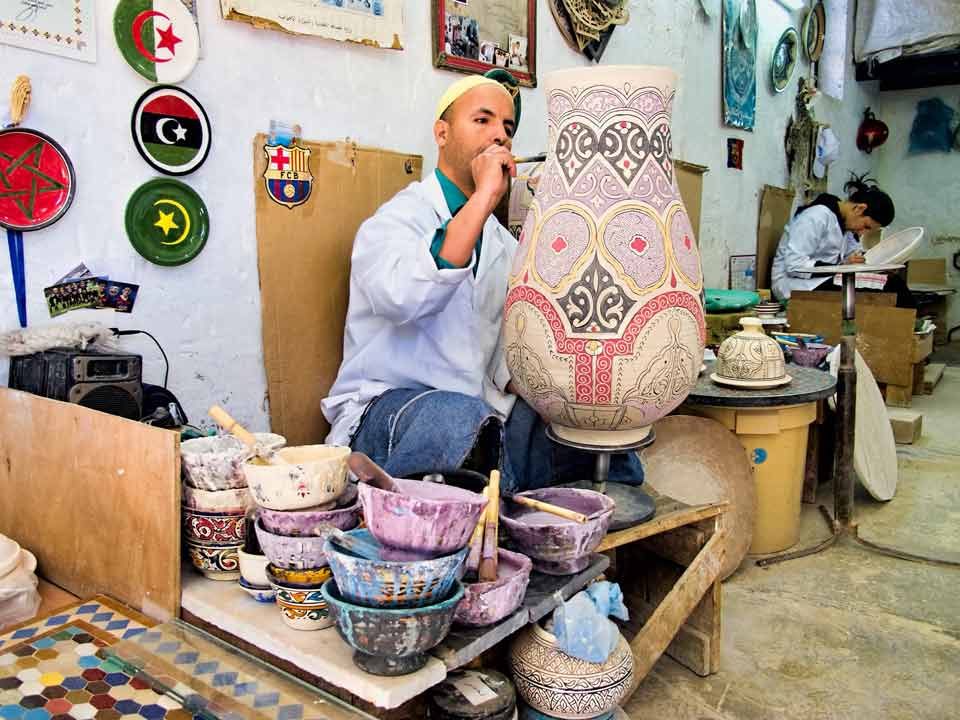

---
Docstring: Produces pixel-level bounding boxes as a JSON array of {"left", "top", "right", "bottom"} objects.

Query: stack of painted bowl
[
  {"left": 245, "top": 445, "right": 359, "bottom": 630},
  {"left": 322, "top": 528, "right": 468, "bottom": 676},
  {"left": 181, "top": 433, "right": 284, "bottom": 580},
  {"left": 500, "top": 488, "right": 615, "bottom": 576}
]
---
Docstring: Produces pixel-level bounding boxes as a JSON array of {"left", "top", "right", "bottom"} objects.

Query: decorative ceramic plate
[
  {"left": 710, "top": 373, "right": 792, "bottom": 389},
  {"left": 0, "top": 128, "right": 76, "bottom": 231},
  {"left": 771, "top": 27, "right": 799, "bottom": 93},
  {"left": 801, "top": 1, "right": 826, "bottom": 62},
  {"left": 125, "top": 177, "right": 209, "bottom": 266},
  {"left": 113, "top": 0, "right": 200, "bottom": 84},
  {"left": 132, "top": 85, "right": 211, "bottom": 176},
  {"left": 864, "top": 226, "right": 925, "bottom": 265}
]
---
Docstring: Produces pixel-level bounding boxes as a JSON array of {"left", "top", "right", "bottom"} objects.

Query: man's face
[{"left": 436, "top": 85, "right": 515, "bottom": 179}]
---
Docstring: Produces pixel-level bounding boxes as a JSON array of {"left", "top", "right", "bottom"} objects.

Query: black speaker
[{"left": 9, "top": 349, "right": 143, "bottom": 420}]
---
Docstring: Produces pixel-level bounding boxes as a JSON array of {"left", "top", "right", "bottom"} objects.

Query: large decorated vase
[{"left": 504, "top": 66, "right": 705, "bottom": 447}]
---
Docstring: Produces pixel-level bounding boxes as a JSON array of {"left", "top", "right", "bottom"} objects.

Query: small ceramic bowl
[
  {"left": 359, "top": 478, "right": 487, "bottom": 559},
  {"left": 182, "top": 484, "right": 252, "bottom": 513},
  {"left": 257, "top": 486, "right": 361, "bottom": 537},
  {"left": 455, "top": 549, "right": 532, "bottom": 627},
  {"left": 238, "top": 577, "right": 275, "bottom": 603},
  {"left": 0, "top": 534, "right": 22, "bottom": 578},
  {"left": 186, "top": 541, "right": 241, "bottom": 580},
  {"left": 181, "top": 436, "right": 250, "bottom": 491},
  {"left": 271, "top": 580, "right": 334, "bottom": 631},
  {"left": 255, "top": 518, "right": 331, "bottom": 570},
  {"left": 324, "top": 529, "right": 468, "bottom": 609},
  {"left": 237, "top": 548, "right": 270, "bottom": 587},
  {"left": 244, "top": 445, "right": 350, "bottom": 511},
  {"left": 500, "top": 488, "right": 614, "bottom": 575},
  {"left": 182, "top": 507, "right": 246, "bottom": 546},
  {"left": 266, "top": 563, "right": 333, "bottom": 589}
]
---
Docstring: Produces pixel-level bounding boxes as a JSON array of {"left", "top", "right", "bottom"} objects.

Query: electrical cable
[{"left": 110, "top": 328, "right": 169, "bottom": 387}]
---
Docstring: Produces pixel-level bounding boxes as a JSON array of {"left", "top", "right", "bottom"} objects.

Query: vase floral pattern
[{"left": 504, "top": 66, "right": 705, "bottom": 445}]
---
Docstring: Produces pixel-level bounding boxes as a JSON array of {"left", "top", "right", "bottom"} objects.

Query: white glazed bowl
[
  {"left": 0, "top": 535, "right": 21, "bottom": 578},
  {"left": 181, "top": 484, "right": 253, "bottom": 513},
  {"left": 244, "top": 445, "right": 350, "bottom": 511},
  {"left": 237, "top": 548, "right": 271, "bottom": 587}
]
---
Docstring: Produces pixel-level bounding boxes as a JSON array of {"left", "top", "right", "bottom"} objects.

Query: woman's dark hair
[{"left": 844, "top": 173, "right": 895, "bottom": 226}]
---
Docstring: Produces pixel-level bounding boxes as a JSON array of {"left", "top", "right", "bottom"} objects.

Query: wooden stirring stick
[
  {"left": 208, "top": 405, "right": 286, "bottom": 465},
  {"left": 465, "top": 488, "right": 489, "bottom": 575},
  {"left": 505, "top": 493, "right": 589, "bottom": 524},
  {"left": 478, "top": 470, "right": 501, "bottom": 582}
]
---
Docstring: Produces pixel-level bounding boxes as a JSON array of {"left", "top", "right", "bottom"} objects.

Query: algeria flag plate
[
  {"left": 125, "top": 177, "right": 209, "bottom": 266},
  {"left": 132, "top": 86, "right": 211, "bottom": 176},
  {"left": 114, "top": 0, "right": 200, "bottom": 84}
]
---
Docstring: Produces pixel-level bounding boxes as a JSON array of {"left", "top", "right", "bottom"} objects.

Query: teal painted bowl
[{"left": 323, "top": 529, "right": 467, "bottom": 609}]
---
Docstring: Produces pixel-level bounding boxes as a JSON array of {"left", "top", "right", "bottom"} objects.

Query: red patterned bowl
[{"left": 182, "top": 506, "right": 246, "bottom": 546}]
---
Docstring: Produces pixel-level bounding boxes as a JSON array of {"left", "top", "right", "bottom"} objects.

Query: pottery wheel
[{"left": 640, "top": 415, "right": 756, "bottom": 579}]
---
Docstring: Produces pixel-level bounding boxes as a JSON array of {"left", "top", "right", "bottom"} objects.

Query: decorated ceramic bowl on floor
[
  {"left": 244, "top": 445, "right": 350, "bottom": 511},
  {"left": 255, "top": 517, "right": 335, "bottom": 569},
  {"left": 269, "top": 569, "right": 335, "bottom": 631},
  {"left": 712, "top": 317, "right": 791, "bottom": 389},
  {"left": 238, "top": 577, "right": 275, "bottom": 603},
  {"left": 358, "top": 477, "right": 487, "bottom": 559},
  {"left": 182, "top": 506, "right": 246, "bottom": 546},
  {"left": 186, "top": 541, "right": 241, "bottom": 580},
  {"left": 510, "top": 622, "right": 634, "bottom": 720},
  {"left": 237, "top": 547, "right": 270, "bottom": 587},
  {"left": 323, "top": 529, "right": 467, "bottom": 609},
  {"left": 257, "top": 485, "right": 360, "bottom": 537},
  {"left": 500, "top": 488, "right": 615, "bottom": 575},
  {"left": 181, "top": 435, "right": 250, "bottom": 491},
  {"left": 182, "top": 483, "right": 253, "bottom": 513},
  {"left": 455, "top": 548, "right": 532, "bottom": 627},
  {"left": 321, "top": 578, "right": 464, "bottom": 676}
]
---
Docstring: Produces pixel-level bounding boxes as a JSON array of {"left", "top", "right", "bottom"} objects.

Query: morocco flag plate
[
  {"left": 132, "top": 86, "right": 211, "bottom": 176},
  {"left": 113, "top": 0, "right": 200, "bottom": 84}
]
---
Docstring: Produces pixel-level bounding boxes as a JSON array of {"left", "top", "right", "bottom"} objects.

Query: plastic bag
[
  {"left": 552, "top": 581, "right": 629, "bottom": 663},
  {"left": 0, "top": 568, "right": 41, "bottom": 631}
]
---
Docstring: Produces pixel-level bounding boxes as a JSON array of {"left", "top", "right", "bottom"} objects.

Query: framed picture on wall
[{"left": 432, "top": 0, "right": 537, "bottom": 87}]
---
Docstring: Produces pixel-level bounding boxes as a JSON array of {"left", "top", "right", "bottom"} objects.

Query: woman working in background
[{"left": 771, "top": 175, "right": 914, "bottom": 307}]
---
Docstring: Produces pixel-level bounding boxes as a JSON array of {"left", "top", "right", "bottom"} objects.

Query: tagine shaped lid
[{"left": 712, "top": 317, "right": 791, "bottom": 389}]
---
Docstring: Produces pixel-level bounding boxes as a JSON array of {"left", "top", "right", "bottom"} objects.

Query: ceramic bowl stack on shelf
[
  {"left": 181, "top": 433, "right": 284, "bottom": 580},
  {"left": 320, "top": 479, "right": 488, "bottom": 675},
  {"left": 753, "top": 300, "right": 783, "bottom": 319},
  {"left": 244, "top": 445, "right": 359, "bottom": 630}
]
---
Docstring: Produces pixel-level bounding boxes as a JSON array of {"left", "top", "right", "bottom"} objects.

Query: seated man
[{"left": 322, "top": 76, "right": 643, "bottom": 492}]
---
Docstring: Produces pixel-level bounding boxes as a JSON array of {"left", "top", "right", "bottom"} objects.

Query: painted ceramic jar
[
  {"left": 504, "top": 66, "right": 705, "bottom": 447},
  {"left": 712, "top": 317, "right": 790, "bottom": 387},
  {"left": 510, "top": 623, "right": 634, "bottom": 719}
]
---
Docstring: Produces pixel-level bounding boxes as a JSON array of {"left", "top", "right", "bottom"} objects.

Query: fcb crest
[{"left": 263, "top": 144, "right": 313, "bottom": 209}]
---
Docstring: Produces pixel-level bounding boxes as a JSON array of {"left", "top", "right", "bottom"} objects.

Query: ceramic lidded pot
[
  {"left": 711, "top": 317, "right": 791, "bottom": 388},
  {"left": 510, "top": 622, "right": 634, "bottom": 719},
  {"left": 503, "top": 65, "right": 705, "bottom": 448}
]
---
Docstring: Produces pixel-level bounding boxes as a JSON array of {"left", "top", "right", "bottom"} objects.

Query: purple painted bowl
[
  {"left": 257, "top": 485, "right": 360, "bottom": 537},
  {"left": 254, "top": 517, "right": 332, "bottom": 570},
  {"left": 790, "top": 343, "right": 832, "bottom": 368},
  {"left": 500, "top": 488, "right": 615, "bottom": 576},
  {"left": 358, "top": 478, "right": 487, "bottom": 559},
  {"left": 455, "top": 548, "right": 532, "bottom": 627}
]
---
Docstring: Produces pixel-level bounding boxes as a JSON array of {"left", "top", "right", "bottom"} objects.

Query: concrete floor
[{"left": 624, "top": 367, "right": 960, "bottom": 720}]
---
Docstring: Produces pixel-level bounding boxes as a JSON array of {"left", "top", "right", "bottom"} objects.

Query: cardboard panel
[
  {"left": 675, "top": 159, "right": 708, "bottom": 243},
  {"left": 756, "top": 185, "right": 795, "bottom": 291},
  {"left": 907, "top": 258, "right": 948, "bottom": 286},
  {"left": 254, "top": 135, "right": 423, "bottom": 445},
  {"left": 0, "top": 389, "right": 180, "bottom": 620}
]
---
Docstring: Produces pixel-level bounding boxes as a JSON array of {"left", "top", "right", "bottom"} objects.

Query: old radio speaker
[{"left": 9, "top": 348, "right": 143, "bottom": 420}]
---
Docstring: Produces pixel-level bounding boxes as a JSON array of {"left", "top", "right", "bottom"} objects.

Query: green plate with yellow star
[{"left": 125, "top": 177, "right": 208, "bottom": 266}]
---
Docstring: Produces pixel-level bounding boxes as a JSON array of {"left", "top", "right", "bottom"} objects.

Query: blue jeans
[{"left": 349, "top": 388, "right": 644, "bottom": 493}]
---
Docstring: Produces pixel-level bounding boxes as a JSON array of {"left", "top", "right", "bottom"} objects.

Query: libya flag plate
[
  {"left": 114, "top": 0, "right": 200, "bottom": 84},
  {"left": 125, "top": 178, "right": 209, "bottom": 266},
  {"left": 132, "top": 86, "right": 211, "bottom": 176}
]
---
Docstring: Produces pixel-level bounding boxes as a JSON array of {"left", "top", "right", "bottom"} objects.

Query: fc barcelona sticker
[{"left": 263, "top": 144, "right": 313, "bottom": 209}]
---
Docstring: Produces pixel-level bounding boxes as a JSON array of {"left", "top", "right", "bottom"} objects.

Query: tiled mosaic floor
[{"left": 0, "top": 597, "right": 186, "bottom": 720}]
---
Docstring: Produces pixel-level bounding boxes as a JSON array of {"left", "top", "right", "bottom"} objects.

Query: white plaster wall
[
  {"left": 0, "top": 0, "right": 877, "bottom": 429},
  {"left": 873, "top": 86, "right": 960, "bottom": 327}
]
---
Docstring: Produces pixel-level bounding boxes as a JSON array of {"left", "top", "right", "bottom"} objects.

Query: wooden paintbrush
[
  {"left": 208, "top": 406, "right": 286, "bottom": 465},
  {"left": 478, "top": 470, "right": 501, "bottom": 582}
]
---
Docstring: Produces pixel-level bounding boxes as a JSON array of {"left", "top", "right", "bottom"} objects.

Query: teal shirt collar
[{"left": 435, "top": 168, "right": 468, "bottom": 217}]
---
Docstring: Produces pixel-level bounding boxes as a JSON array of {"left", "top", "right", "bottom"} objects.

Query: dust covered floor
[{"left": 624, "top": 368, "right": 960, "bottom": 719}]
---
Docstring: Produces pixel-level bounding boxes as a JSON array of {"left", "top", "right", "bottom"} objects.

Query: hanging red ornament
[{"left": 856, "top": 108, "right": 889, "bottom": 154}]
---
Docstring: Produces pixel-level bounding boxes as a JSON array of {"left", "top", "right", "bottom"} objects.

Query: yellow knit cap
[{"left": 435, "top": 76, "right": 512, "bottom": 122}]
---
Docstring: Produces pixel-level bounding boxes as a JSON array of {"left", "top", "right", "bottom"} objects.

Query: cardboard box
[{"left": 887, "top": 408, "right": 923, "bottom": 444}]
